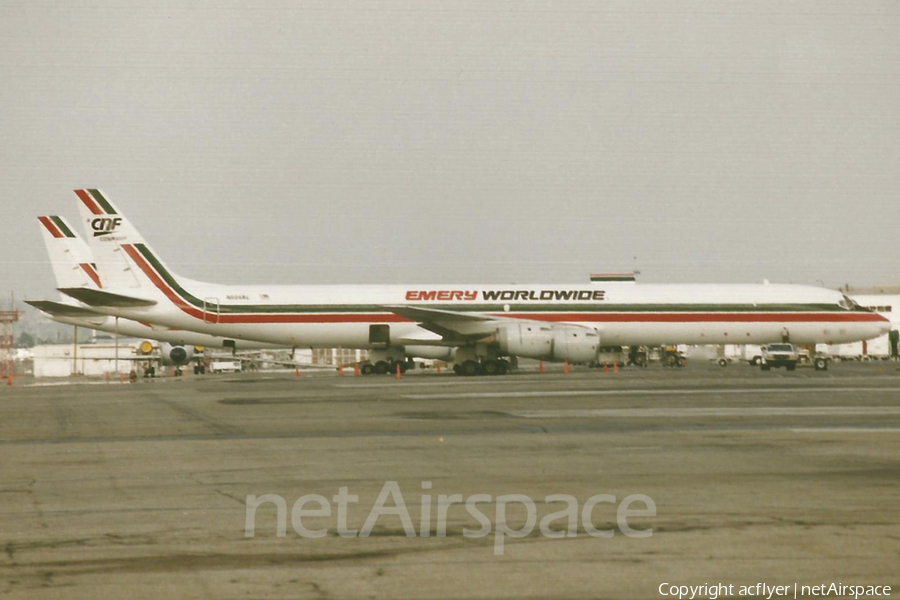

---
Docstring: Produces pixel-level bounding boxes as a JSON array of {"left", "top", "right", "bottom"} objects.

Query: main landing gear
[
  {"left": 359, "top": 348, "right": 414, "bottom": 376},
  {"left": 452, "top": 358, "right": 511, "bottom": 376},
  {"left": 359, "top": 359, "right": 412, "bottom": 376}
]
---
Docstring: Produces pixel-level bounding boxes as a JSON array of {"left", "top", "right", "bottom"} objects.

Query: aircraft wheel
[
  {"left": 482, "top": 359, "right": 501, "bottom": 376},
  {"left": 374, "top": 361, "right": 389, "bottom": 375},
  {"left": 361, "top": 362, "right": 374, "bottom": 376},
  {"left": 814, "top": 357, "right": 828, "bottom": 371},
  {"left": 461, "top": 360, "right": 480, "bottom": 377}
]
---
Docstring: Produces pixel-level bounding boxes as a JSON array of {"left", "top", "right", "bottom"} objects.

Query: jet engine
[
  {"left": 160, "top": 342, "right": 195, "bottom": 366},
  {"left": 496, "top": 323, "right": 599, "bottom": 363}
]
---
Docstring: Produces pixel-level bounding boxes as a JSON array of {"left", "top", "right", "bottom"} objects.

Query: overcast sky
[{"left": 1, "top": 0, "right": 898, "bottom": 306}]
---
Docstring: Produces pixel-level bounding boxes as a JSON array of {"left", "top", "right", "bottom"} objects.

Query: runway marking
[
  {"left": 790, "top": 428, "right": 900, "bottom": 433},
  {"left": 403, "top": 386, "right": 900, "bottom": 400},
  {"left": 508, "top": 407, "right": 900, "bottom": 419},
  {"left": 335, "top": 379, "right": 545, "bottom": 389},
  {"left": 22, "top": 381, "right": 128, "bottom": 388}
]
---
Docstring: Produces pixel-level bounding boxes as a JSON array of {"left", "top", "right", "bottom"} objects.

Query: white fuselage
[
  {"left": 69, "top": 189, "right": 890, "bottom": 355},
  {"left": 87, "top": 265, "right": 891, "bottom": 350}
]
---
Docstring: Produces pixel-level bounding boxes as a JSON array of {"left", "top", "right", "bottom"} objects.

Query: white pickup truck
[
  {"left": 760, "top": 343, "right": 799, "bottom": 371},
  {"left": 210, "top": 360, "right": 242, "bottom": 374}
]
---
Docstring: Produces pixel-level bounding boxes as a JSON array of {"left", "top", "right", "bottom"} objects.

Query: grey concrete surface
[{"left": 1, "top": 362, "right": 899, "bottom": 599}]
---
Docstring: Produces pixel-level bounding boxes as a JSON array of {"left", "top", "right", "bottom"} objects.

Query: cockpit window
[{"left": 838, "top": 295, "right": 868, "bottom": 311}]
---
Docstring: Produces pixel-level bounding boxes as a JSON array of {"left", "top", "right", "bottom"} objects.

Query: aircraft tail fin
[
  {"left": 38, "top": 215, "right": 103, "bottom": 290},
  {"left": 73, "top": 189, "right": 185, "bottom": 294}
]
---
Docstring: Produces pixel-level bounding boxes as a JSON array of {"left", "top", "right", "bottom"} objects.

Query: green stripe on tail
[
  {"left": 87, "top": 189, "right": 117, "bottom": 214},
  {"left": 50, "top": 216, "right": 76, "bottom": 238}
]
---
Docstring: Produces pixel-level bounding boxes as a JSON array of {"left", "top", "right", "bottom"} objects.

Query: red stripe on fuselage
[
  {"left": 203, "top": 312, "right": 883, "bottom": 324},
  {"left": 38, "top": 216, "right": 63, "bottom": 238},
  {"left": 74, "top": 189, "right": 104, "bottom": 215},
  {"left": 504, "top": 312, "right": 886, "bottom": 323},
  {"left": 79, "top": 263, "right": 103, "bottom": 288}
]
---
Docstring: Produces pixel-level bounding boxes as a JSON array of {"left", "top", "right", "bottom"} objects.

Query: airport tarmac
[{"left": 1, "top": 362, "right": 899, "bottom": 599}]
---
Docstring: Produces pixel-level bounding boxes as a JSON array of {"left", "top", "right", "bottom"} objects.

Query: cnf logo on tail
[{"left": 91, "top": 217, "right": 123, "bottom": 237}]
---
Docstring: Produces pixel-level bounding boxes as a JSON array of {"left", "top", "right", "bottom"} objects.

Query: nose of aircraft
[
  {"left": 867, "top": 313, "right": 893, "bottom": 338},
  {"left": 876, "top": 315, "right": 892, "bottom": 336}
]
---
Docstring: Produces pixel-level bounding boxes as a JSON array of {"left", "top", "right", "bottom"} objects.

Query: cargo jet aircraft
[
  {"left": 26, "top": 215, "right": 281, "bottom": 370},
  {"left": 61, "top": 189, "right": 890, "bottom": 376}
]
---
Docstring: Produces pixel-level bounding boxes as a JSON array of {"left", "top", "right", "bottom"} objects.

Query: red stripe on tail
[
  {"left": 79, "top": 263, "right": 103, "bottom": 288},
  {"left": 38, "top": 216, "right": 63, "bottom": 238},
  {"left": 74, "top": 189, "right": 104, "bottom": 215}
]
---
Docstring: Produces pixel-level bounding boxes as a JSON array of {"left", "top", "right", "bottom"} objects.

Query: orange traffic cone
[
  {"left": 295, "top": 367, "right": 300, "bottom": 378},
  {"left": 539, "top": 361, "right": 544, "bottom": 374},
  {"left": 353, "top": 362, "right": 360, "bottom": 376},
  {"left": 613, "top": 362, "right": 618, "bottom": 373},
  {"left": 6, "top": 375, "right": 11, "bottom": 387},
  {"left": 563, "top": 361, "right": 570, "bottom": 375},
  {"left": 396, "top": 363, "right": 402, "bottom": 379},
  {"left": 338, "top": 362, "right": 344, "bottom": 376},
  {"left": 603, "top": 363, "right": 609, "bottom": 372}
]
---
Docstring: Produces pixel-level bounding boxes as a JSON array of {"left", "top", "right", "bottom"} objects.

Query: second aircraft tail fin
[{"left": 38, "top": 215, "right": 103, "bottom": 290}]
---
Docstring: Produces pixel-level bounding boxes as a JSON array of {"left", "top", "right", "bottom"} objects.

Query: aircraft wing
[
  {"left": 384, "top": 304, "right": 597, "bottom": 347},
  {"left": 383, "top": 305, "right": 493, "bottom": 323},
  {"left": 382, "top": 305, "right": 509, "bottom": 341}
]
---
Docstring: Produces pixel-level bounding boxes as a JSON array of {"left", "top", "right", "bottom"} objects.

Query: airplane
[
  {"left": 26, "top": 215, "right": 283, "bottom": 375},
  {"left": 60, "top": 189, "right": 891, "bottom": 376}
]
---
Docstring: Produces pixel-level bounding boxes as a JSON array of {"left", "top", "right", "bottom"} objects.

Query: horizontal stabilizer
[
  {"left": 58, "top": 287, "right": 157, "bottom": 308},
  {"left": 24, "top": 300, "right": 101, "bottom": 318}
]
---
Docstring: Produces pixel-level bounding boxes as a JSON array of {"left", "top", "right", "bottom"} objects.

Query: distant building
[
  {"left": 312, "top": 348, "right": 368, "bottom": 367},
  {"left": 32, "top": 341, "right": 142, "bottom": 377}
]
